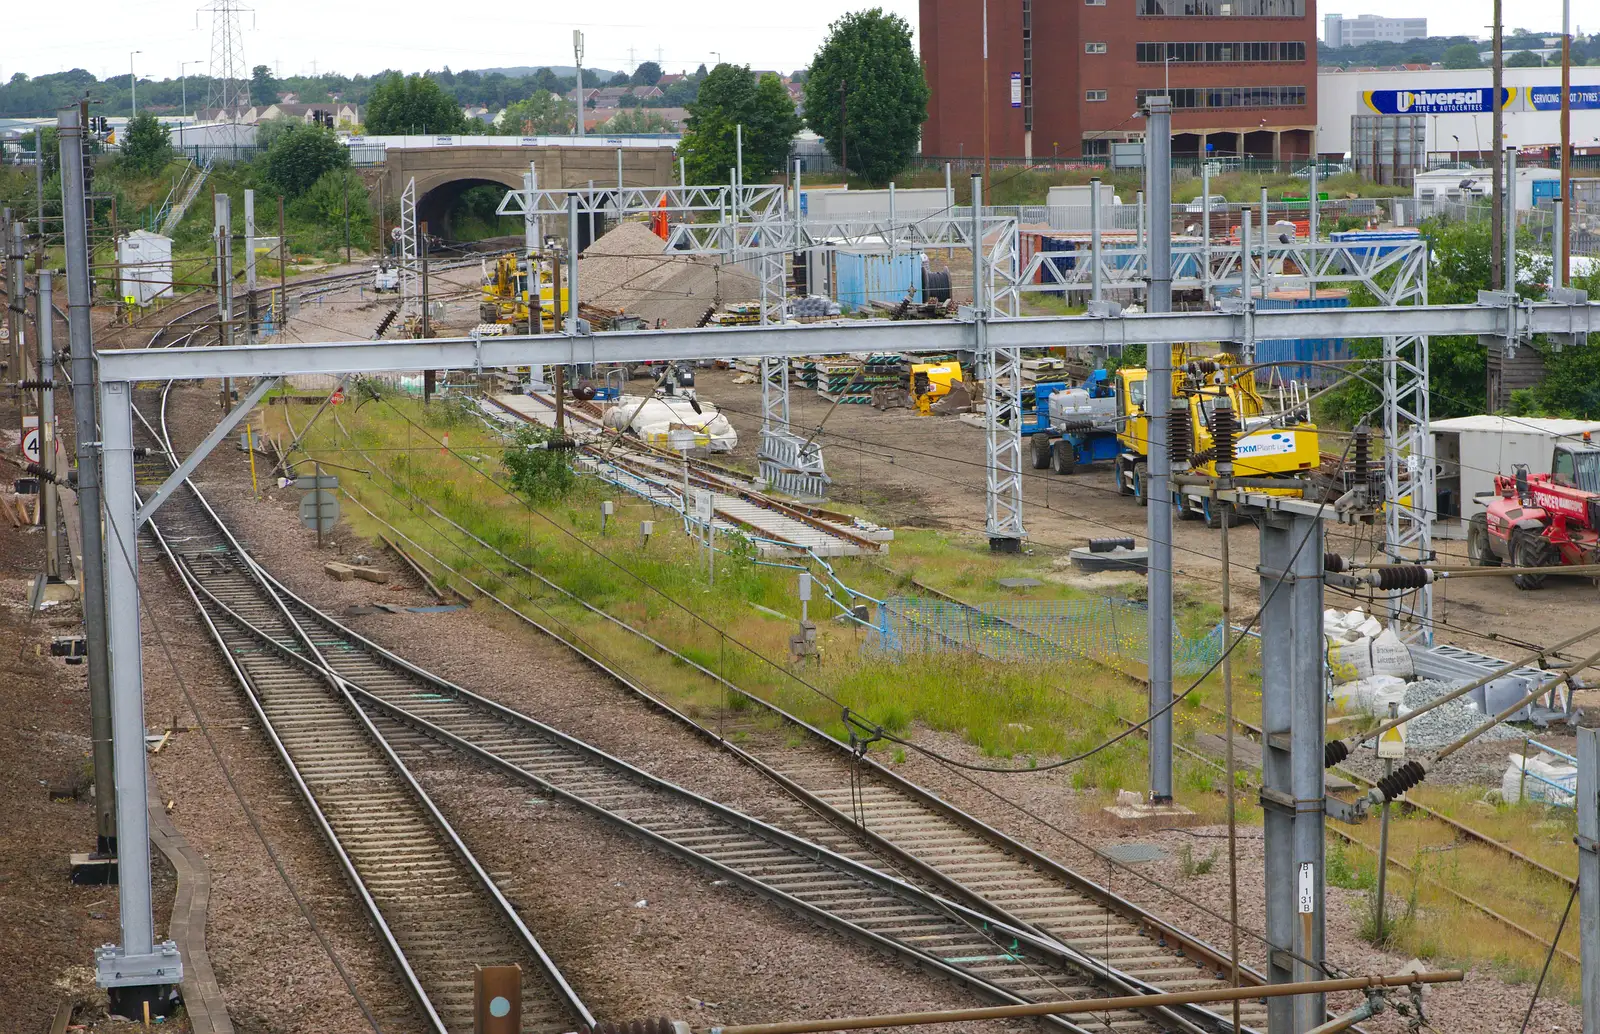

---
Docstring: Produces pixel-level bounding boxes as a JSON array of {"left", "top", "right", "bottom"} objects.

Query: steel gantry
[
  {"left": 80, "top": 290, "right": 1600, "bottom": 1019},
  {"left": 399, "top": 177, "right": 419, "bottom": 319}
]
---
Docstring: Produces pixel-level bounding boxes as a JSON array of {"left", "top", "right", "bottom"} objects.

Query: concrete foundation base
[
  {"left": 1070, "top": 545, "right": 1149, "bottom": 574},
  {"left": 1101, "top": 799, "right": 1201, "bottom": 827},
  {"left": 70, "top": 852, "right": 118, "bottom": 885}
]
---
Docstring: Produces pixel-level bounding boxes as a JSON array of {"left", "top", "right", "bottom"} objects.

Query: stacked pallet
[{"left": 816, "top": 354, "right": 907, "bottom": 403}]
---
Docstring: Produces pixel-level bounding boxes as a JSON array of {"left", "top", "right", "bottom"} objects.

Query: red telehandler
[{"left": 1470, "top": 435, "right": 1600, "bottom": 589}]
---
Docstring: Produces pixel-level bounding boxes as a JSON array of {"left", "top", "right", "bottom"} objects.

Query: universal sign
[
  {"left": 1528, "top": 85, "right": 1600, "bottom": 111},
  {"left": 1362, "top": 88, "right": 1514, "bottom": 115}
]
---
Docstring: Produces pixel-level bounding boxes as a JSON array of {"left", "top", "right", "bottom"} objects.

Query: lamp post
[
  {"left": 1452, "top": 134, "right": 1461, "bottom": 165},
  {"left": 129, "top": 50, "right": 142, "bottom": 116},
  {"left": 573, "top": 30, "right": 586, "bottom": 138},
  {"left": 180, "top": 60, "right": 202, "bottom": 126}
]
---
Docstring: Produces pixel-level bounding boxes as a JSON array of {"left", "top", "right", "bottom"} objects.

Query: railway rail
[
  {"left": 282, "top": 403, "right": 1286, "bottom": 1033},
  {"left": 134, "top": 382, "right": 593, "bottom": 1034},
  {"left": 897, "top": 575, "right": 1584, "bottom": 969}
]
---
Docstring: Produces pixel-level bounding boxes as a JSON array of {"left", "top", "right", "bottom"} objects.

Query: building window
[
  {"left": 1086, "top": 41, "right": 1108, "bottom": 53},
  {"left": 1086, "top": 0, "right": 1106, "bottom": 7},
  {"left": 1086, "top": 90, "right": 1109, "bottom": 102},
  {"left": 1082, "top": 138, "right": 1110, "bottom": 157},
  {"left": 1139, "top": 0, "right": 1303, "bottom": 15},
  {"left": 1135, "top": 41, "right": 1305, "bottom": 62},
  {"left": 1134, "top": 85, "right": 1306, "bottom": 109}
]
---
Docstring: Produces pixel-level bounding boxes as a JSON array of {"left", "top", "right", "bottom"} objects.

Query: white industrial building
[
  {"left": 1323, "top": 13, "right": 1428, "bottom": 48},
  {"left": 1318, "top": 66, "right": 1600, "bottom": 158}
]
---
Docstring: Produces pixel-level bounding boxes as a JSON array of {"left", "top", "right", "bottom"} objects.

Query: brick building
[{"left": 919, "top": 0, "right": 1318, "bottom": 163}]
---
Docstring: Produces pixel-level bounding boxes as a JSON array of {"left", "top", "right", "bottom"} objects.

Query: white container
[{"left": 117, "top": 230, "right": 174, "bottom": 307}]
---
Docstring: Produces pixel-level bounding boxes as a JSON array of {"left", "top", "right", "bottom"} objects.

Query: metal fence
[{"left": 872, "top": 595, "right": 1224, "bottom": 675}]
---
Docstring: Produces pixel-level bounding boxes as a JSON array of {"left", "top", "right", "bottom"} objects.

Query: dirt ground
[{"left": 696, "top": 366, "right": 1600, "bottom": 667}]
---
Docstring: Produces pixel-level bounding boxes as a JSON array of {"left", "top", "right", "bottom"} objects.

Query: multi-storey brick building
[{"left": 919, "top": 0, "right": 1318, "bottom": 163}]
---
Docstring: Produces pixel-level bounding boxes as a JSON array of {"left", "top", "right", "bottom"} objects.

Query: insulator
[
  {"left": 1323, "top": 552, "right": 1348, "bottom": 573},
  {"left": 1168, "top": 401, "right": 1193, "bottom": 467},
  {"left": 1325, "top": 739, "right": 1351, "bottom": 767},
  {"left": 1372, "top": 565, "right": 1431, "bottom": 590},
  {"left": 1211, "top": 402, "right": 1237, "bottom": 468},
  {"left": 1376, "top": 759, "right": 1426, "bottom": 801},
  {"left": 17, "top": 378, "right": 53, "bottom": 390},
  {"left": 25, "top": 461, "right": 75, "bottom": 485},
  {"left": 1353, "top": 428, "right": 1371, "bottom": 482},
  {"left": 1184, "top": 359, "right": 1220, "bottom": 376},
  {"left": 1089, "top": 536, "right": 1136, "bottom": 553},
  {"left": 1188, "top": 446, "right": 1217, "bottom": 467}
]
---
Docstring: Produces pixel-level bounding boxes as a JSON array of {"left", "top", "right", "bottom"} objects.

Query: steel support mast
[
  {"left": 976, "top": 175, "right": 1024, "bottom": 551},
  {"left": 58, "top": 108, "right": 118, "bottom": 856},
  {"left": 1145, "top": 96, "right": 1175, "bottom": 802}
]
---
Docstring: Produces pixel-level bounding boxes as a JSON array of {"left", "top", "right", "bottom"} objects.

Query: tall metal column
[
  {"left": 1145, "top": 96, "right": 1175, "bottom": 801},
  {"left": 1259, "top": 508, "right": 1326, "bottom": 1034},
  {"left": 214, "top": 194, "right": 233, "bottom": 346},
  {"left": 58, "top": 107, "right": 117, "bottom": 853},
  {"left": 93, "top": 378, "right": 182, "bottom": 1003},
  {"left": 39, "top": 270, "right": 60, "bottom": 580},
  {"left": 976, "top": 174, "right": 1023, "bottom": 551},
  {"left": 243, "top": 189, "right": 256, "bottom": 343},
  {"left": 1578, "top": 727, "right": 1600, "bottom": 1034},
  {"left": 1504, "top": 146, "right": 1518, "bottom": 291},
  {"left": 1089, "top": 177, "right": 1103, "bottom": 305},
  {"left": 7, "top": 219, "right": 25, "bottom": 385}
]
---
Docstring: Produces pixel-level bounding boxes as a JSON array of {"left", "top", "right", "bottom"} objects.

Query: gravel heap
[
  {"left": 1399, "top": 678, "right": 1526, "bottom": 748},
  {"left": 578, "top": 221, "right": 759, "bottom": 328}
]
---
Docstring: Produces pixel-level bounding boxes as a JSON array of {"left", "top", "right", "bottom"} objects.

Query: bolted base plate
[{"left": 96, "top": 941, "right": 183, "bottom": 990}]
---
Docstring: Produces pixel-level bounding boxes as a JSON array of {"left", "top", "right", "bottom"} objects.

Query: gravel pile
[{"left": 1399, "top": 678, "right": 1526, "bottom": 748}]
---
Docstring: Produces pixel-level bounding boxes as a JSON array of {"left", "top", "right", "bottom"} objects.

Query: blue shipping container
[
  {"left": 836, "top": 252, "right": 923, "bottom": 310},
  {"left": 1254, "top": 292, "right": 1350, "bottom": 387}
]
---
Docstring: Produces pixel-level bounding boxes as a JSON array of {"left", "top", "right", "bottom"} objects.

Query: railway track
[
  {"left": 288, "top": 406, "right": 1284, "bottom": 1033},
  {"left": 134, "top": 383, "right": 593, "bottom": 1034},
  {"left": 897, "top": 575, "right": 1585, "bottom": 969}
]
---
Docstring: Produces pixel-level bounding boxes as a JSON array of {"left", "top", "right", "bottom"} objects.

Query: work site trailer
[{"left": 1431, "top": 415, "right": 1600, "bottom": 531}]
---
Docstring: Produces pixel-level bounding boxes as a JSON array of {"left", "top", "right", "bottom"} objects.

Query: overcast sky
[{"left": 1, "top": 0, "right": 1587, "bottom": 84}]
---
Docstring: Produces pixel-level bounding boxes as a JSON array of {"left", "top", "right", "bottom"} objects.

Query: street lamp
[
  {"left": 1452, "top": 134, "right": 1461, "bottom": 165},
  {"left": 180, "top": 60, "right": 203, "bottom": 127},
  {"left": 129, "top": 50, "right": 142, "bottom": 116}
]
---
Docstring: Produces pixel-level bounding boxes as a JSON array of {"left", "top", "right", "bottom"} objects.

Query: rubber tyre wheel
[
  {"left": 1050, "top": 441, "right": 1076, "bottom": 476},
  {"left": 1468, "top": 514, "right": 1500, "bottom": 567},
  {"left": 1512, "top": 531, "right": 1554, "bottom": 590},
  {"left": 1176, "top": 491, "right": 1200, "bottom": 520},
  {"left": 1031, "top": 433, "right": 1053, "bottom": 470},
  {"left": 1116, "top": 459, "right": 1134, "bottom": 496},
  {"left": 1205, "top": 498, "right": 1225, "bottom": 529},
  {"left": 1134, "top": 463, "right": 1149, "bottom": 507}
]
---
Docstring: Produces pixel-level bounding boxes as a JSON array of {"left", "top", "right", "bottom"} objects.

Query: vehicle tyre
[
  {"left": 1204, "top": 498, "right": 1225, "bottom": 529},
  {"left": 1468, "top": 514, "right": 1499, "bottom": 567},
  {"left": 1176, "top": 490, "right": 1200, "bottom": 520},
  {"left": 1116, "top": 457, "right": 1134, "bottom": 496},
  {"left": 1051, "top": 441, "right": 1077, "bottom": 476},
  {"left": 1134, "top": 462, "right": 1149, "bottom": 507},
  {"left": 1032, "top": 433, "right": 1053, "bottom": 470},
  {"left": 1511, "top": 530, "right": 1555, "bottom": 590}
]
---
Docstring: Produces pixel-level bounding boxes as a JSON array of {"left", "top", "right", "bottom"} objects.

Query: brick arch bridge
[{"left": 378, "top": 145, "right": 677, "bottom": 238}]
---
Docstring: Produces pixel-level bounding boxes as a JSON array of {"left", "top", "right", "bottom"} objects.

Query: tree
[
  {"left": 250, "top": 64, "right": 278, "bottom": 105},
  {"left": 1442, "top": 43, "right": 1483, "bottom": 69},
  {"left": 262, "top": 123, "right": 350, "bottom": 199},
  {"left": 631, "top": 61, "right": 663, "bottom": 86},
  {"left": 694, "top": 63, "right": 709, "bottom": 78},
  {"left": 121, "top": 113, "right": 173, "bottom": 175},
  {"left": 805, "top": 8, "right": 929, "bottom": 183},
  {"left": 503, "top": 424, "right": 576, "bottom": 502},
  {"left": 502, "top": 92, "right": 575, "bottom": 134},
  {"left": 364, "top": 73, "right": 468, "bottom": 134},
  {"left": 607, "top": 109, "right": 673, "bottom": 134},
  {"left": 680, "top": 64, "right": 801, "bottom": 183},
  {"left": 607, "top": 71, "right": 631, "bottom": 87},
  {"left": 1506, "top": 50, "right": 1544, "bottom": 67}
]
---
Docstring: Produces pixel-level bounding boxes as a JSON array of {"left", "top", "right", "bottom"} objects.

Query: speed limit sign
[{"left": 20, "top": 416, "right": 40, "bottom": 464}]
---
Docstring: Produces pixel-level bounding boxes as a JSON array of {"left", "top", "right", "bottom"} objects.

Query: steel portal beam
[
  {"left": 94, "top": 300, "right": 1600, "bottom": 383},
  {"left": 134, "top": 377, "right": 279, "bottom": 527}
]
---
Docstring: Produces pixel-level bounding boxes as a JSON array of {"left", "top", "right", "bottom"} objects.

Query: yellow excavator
[
  {"left": 480, "top": 252, "right": 567, "bottom": 331},
  {"left": 911, "top": 361, "right": 964, "bottom": 415},
  {"left": 1113, "top": 347, "right": 1320, "bottom": 527}
]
